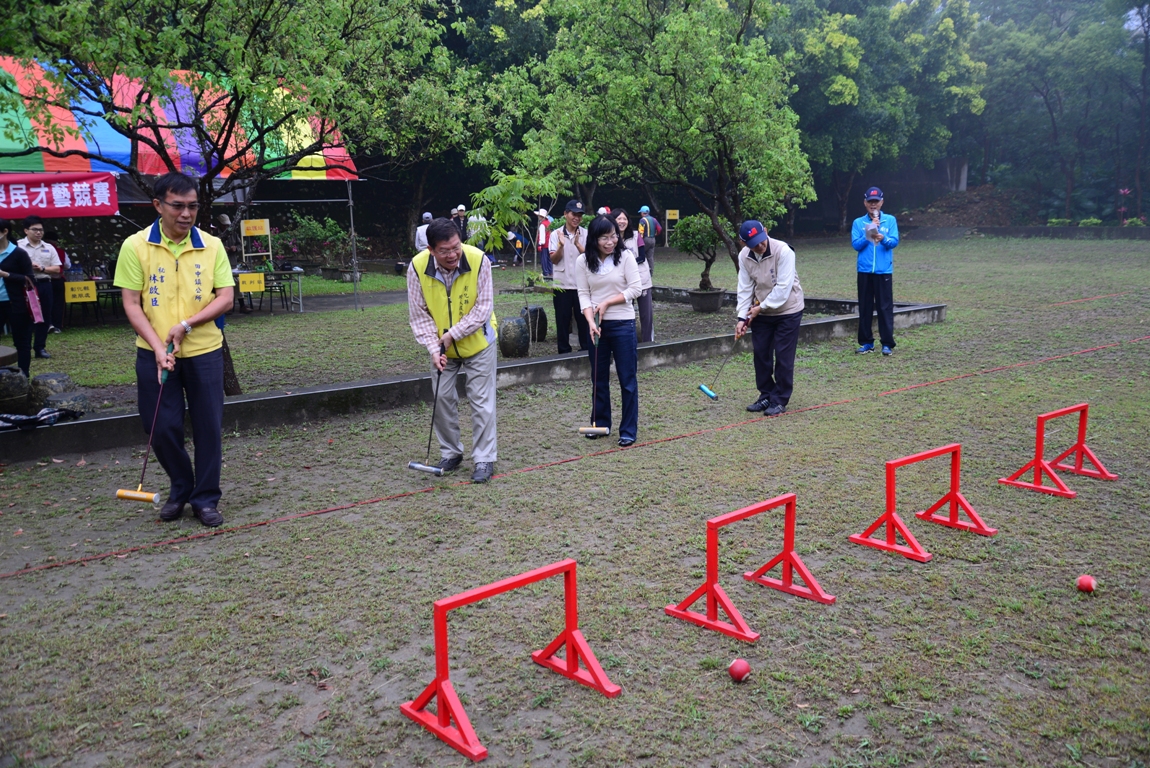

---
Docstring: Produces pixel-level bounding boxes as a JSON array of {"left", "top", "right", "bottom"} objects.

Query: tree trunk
[
  {"left": 575, "top": 180, "right": 597, "bottom": 213},
  {"left": 1138, "top": 18, "right": 1149, "bottom": 217},
  {"left": 408, "top": 164, "right": 430, "bottom": 250},
  {"left": 221, "top": 333, "right": 242, "bottom": 396},
  {"left": 783, "top": 198, "right": 796, "bottom": 239},
  {"left": 640, "top": 181, "right": 664, "bottom": 224},
  {"left": 832, "top": 170, "right": 857, "bottom": 232},
  {"left": 980, "top": 135, "right": 992, "bottom": 186},
  {"left": 1063, "top": 159, "right": 1074, "bottom": 220}
]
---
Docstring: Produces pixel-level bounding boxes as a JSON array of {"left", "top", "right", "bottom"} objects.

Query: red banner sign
[{"left": 0, "top": 171, "right": 119, "bottom": 219}]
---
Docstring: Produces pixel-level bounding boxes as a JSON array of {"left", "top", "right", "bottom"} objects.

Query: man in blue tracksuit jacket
[{"left": 851, "top": 186, "right": 899, "bottom": 355}]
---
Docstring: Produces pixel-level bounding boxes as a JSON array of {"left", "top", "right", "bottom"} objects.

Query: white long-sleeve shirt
[{"left": 575, "top": 249, "right": 642, "bottom": 321}]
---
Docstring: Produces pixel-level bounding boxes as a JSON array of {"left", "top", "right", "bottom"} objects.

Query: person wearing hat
[
  {"left": 735, "top": 220, "right": 804, "bottom": 415},
  {"left": 414, "top": 211, "right": 433, "bottom": 253},
  {"left": 851, "top": 186, "right": 899, "bottom": 355},
  {"left": 548, "top": 199, "right": 593, "bottom": 354},
  {"left": 452, "top": 205, "right": 468, "bottom": 241},
  {"left": 535, "top": 209, "right": 553, "bottom": 277},
  {"left": 637, "top": 206, "right": 661, "bottom": 276}
]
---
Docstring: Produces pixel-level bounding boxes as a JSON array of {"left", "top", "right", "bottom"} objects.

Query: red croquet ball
[
  {"left": 1076, "top": 574, "right": 1096, "bottom": 593},
  {"left": 728, "top": 658, "right": 751, "bottom": 682}
]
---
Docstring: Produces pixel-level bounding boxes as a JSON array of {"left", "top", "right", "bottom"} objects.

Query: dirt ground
[
  {"left": 1, "top": 239, "right": 1148, "bottom": 767},
  {"left": 901, "top": 185, "right": 1041, "bottom": 227}
]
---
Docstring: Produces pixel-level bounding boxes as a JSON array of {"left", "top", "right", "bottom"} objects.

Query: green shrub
[
  {"left": 1046, "top": 218, "right": 1072, "bottom": 227},
  {"left": 1123, "top": 217, "right": 1145, "bottom": 227},
  {"left": 1077, "top": 218, "right": 1102, "bottom": 227},
  {"left": 669, "top": 214, "right": 734, "bottom": 290},
  {"left": 263, "top": 212, "right": 361, "bottom": 266}
]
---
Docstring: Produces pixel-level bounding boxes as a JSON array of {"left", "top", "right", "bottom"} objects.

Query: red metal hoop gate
[
  {"left": 401, "top": 559, "right": 620, "bottom": 761},
  {"left": 850, "top": 443, "right": 997, "bottom": 562},
  {"left": 999, "top": 403, "right": 1117, "bottom": 498},
  {"left": 665, "top": 493, "right": 835, "bottom": 643}
]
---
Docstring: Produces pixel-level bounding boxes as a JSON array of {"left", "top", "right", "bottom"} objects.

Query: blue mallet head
[{"left": 699, "top": 384, "right": 718, "bottom": 400}]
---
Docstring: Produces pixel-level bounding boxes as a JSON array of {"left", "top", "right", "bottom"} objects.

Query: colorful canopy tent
[{"left": 0, "top": 58, "right": 357, "bottom": 180}]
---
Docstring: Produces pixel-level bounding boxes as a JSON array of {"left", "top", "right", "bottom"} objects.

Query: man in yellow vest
[
  {"left": 114, "top": 172, "right": 235, "bottom": 527},
  {"left": 407, "top": 218, "right": 498, "bottom": 483}
]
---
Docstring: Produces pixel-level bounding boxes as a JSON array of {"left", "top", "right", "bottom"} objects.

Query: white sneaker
[{"left": 50, "top": 326, "right": 62, "bottom": 334}]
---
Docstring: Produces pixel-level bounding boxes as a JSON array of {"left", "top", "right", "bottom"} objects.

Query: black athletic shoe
[
  {"left": 765, "top": 403, "right": 787, "bottom": 416},
  {"left": 618, "top": 438, "right": 635, "bottom": 447},
  {"left": 437, "top": 456, "right": 463, "bottom": 472},
  {"left": 746, "top": 398, "right": 770, "bottom": 412},
  {"left": 35, "top": 349, "right": 51, "bottom": 359},
  {"left": 471, "top": 462, "right": 494, "bottom": 483},
  {"left": 192, "top": 506, "right": 224, "bottom": 527},
  {"left": 159, "top": 500, "right": 185, "bottom": 522}
]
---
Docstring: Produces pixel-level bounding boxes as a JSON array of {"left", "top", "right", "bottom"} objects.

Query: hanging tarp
[
  {"left": 0, "top": 170, "right": 119, "bottom": 218},
  {"left": 0, "top": 59, "right": 357, "bottom": 180}
]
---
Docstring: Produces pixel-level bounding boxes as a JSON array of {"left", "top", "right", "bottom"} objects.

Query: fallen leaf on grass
[
  {"left": 0, "top": 614, "right": 7, "bottom": 619},
  {"left": 51, "top": 459, "right": 63, "bottom": 464},
  {"left": 244, "top": 552, "right": 250, "bottom": 558},
  {"left": 13, "top": 529, "right": 22, "bottom": 536},
  {"left": 36, "top": 463, "right": 46, "bottom": 467},
  {"left": 317, "top": 710, "right": 329, "bottom": 721},
  {"left": 797, "top": 703, "right": 809, "bottom": 709},
  {"left": 76, "top": 458, "right": 87, "bottom": 467},
  {"left": 328, "top": 439, "right": 333, "bottom": 444},
  {"left": 115, "top": 554, "right": 127, "bottom": 559}
]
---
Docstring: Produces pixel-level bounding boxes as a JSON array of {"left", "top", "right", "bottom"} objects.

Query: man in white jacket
[{"left": 734, "top": 220, "right": 804, "bottom": 415}]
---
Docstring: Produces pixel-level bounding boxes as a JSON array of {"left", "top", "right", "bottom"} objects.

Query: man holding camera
[{"left": 851, "top": 186, "right": 899, "bottom": 356}]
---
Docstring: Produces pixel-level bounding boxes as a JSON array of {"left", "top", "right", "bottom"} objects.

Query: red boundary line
[
  {"left": 1050, "top": 292, "right": 1132, "bottom": 306},
  {"left": 2, "top": 335, "right": 1145, "bottom": 581}
]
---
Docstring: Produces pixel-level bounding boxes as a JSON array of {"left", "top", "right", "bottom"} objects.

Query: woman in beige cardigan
[{"left": 575, "top": 215, "right": 643, "bottom": 446}]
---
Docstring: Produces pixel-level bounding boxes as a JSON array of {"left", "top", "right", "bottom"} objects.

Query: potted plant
[{"left": 671, "top": 213, "right": 728, "bottom": 312}]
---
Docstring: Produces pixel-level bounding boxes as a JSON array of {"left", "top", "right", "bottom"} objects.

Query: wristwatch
[{"left": 181, "top": 320, "right": 193, "bottom": 335}]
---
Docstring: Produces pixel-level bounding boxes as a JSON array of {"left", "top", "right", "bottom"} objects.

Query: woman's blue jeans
[{"left": 588, "top": 319, "right": 638, "bottom": 441}]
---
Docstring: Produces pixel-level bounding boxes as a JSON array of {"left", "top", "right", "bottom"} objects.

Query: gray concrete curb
[{"left": 0, "top": 298, "right": 944, "bottom": 460}]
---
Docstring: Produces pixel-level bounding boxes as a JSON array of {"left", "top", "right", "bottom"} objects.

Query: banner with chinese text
[{"left": 0, "top": 172, "right": 119, "bottom": 219}]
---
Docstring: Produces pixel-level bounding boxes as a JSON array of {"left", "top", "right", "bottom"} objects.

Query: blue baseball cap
[
  {"left": 738, "top": 220, "right": 768, "bottom": 248},
  {"left": 639, "top": 205, "right": 650, "bottom": 214},
  {"left": 864, "top": 187, "right": 883, "bottom": 201},
  {"left": 421, "top": 212, "right": 432, "bottom": 222}
]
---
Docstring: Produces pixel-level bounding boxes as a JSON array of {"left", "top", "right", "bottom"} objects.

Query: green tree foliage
[
  {"left": 527, "top": 0, "right": 814, "bottom": 267},
  {"left": 769, "top": 0, "right": 985, "bottom": 230},
  {"left": 0, "top": 0, "right": 442, "bottom": 217},
  {"left": 669, "top": 214, "right": 736, "bottom": 290}
]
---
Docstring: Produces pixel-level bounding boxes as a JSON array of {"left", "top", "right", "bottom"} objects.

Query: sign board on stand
[
  {"left": 665, "top": 209, "right": 679, "bottom": 246},
  {"left": 238, "top": 273, "right": 266, "bottom": 293},
  {"left": 64, "top": 281, "right": 97, "bottom": 303}
]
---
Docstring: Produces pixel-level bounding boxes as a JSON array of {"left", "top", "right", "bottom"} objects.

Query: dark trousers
[
  {"left": 589, "top": 319, "right": 639, "bottom": 441},
  {"left": 33, "top": 280, "right": 52, "bottom": 351},
  {"left": 857, "top": 272, "right": 895, "bottom": 348},
  {"left": 6, "top": 306, "right": 32, "bottom": 377},
  {"left": 51, "top": 280, "right": 65, "bottom": 329},
  {"left": 636, "top": 289, "right": 654, "bottom": 342},
  {"left": 553, "top": 288, "right": 591, "bottom": 354},
  {"left": 136, "top": 348, "right": 225, "bottom": 510},
  {"left": 751, "top": 310, "right": 803, "bottom": 407},
  {"left": 539, "top": 247, "right": 552, "bottom": 277}
]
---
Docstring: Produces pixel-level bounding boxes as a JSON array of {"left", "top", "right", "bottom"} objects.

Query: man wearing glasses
[
  {"left": 114, "top": 172, "right": 235, "bottom": 527},
  {"left": 17, "top": 215, "right": 60, "bottom": 358}
]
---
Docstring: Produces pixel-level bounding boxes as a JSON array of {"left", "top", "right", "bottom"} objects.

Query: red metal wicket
[
  {"left": 666, "top": 493, "right": 835, "bottom": 643},
  {"left": 400, "top": 559, "right": 620, "bottom": 762},
  {"left": 999, "top": 403, "right": 1117, "bottom": 499}
]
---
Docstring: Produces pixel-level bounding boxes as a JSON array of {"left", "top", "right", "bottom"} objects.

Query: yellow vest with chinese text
[
  {"left": 412, "top": 245, "right": 497, "bottom": 359},
  {"left": 126, "top": 222, "right": 226, "bottom": 358}
]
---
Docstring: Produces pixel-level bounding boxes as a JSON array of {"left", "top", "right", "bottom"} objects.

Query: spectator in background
[
  {"left": 0, "top": 218, "right": 34, "bottom": 377},
  {"left": 548, "top": 199, "right": 592, "bottom": 354},
  {"left": 637, "top": 206, "right": 661, "bottom": 277},
  {"left": 415, "top": 212, "right": 432, "bottom": 253},
  {"left": 535, "top": 209, "right": 553, "bottom": 278},
  {"left": 44, "top": 229, "right": 69, "bottom": 333},
  {"left": 467, "top": 210, "right": 489, "bottom": 252},
  {"left": 18, "top": 215, "right": 59, "bottom": 358},
  {"left": 506, "top": 229, "right": 527, "bottom": 265},
  {"left": 452, "top": 205, "right": 468, "bottom": 240},
  {"left": 614, "top": 209, "right": 653, "bottom": 342}
]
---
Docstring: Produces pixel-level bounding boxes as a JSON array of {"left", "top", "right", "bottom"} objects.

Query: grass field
[{"left": 1, "top": 238, "right": 1148, "bottom": 767}]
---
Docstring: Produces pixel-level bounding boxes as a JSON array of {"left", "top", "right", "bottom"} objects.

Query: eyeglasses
[
  {"left": 25, "top": 227, "right": 43, "bottom": 233},
  {"left": 160, "top": 201, "right": 201, "bottom": 212},
  {"left": 597, "top": 233, "right": 619, "bottom": 242}
]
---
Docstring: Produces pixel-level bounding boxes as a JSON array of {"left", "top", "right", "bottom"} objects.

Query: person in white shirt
[
  {"left": 548, "top": 199, "right": 592, "bottom": 353},
  {"left": 614, "top": 209, "right": 653, "bottom": 342},
  {"left": 18, "top": 215, "right": 60, "bottom": 359},
  {"left": 576, "top": 214, "right": 643, "bottom": 447},
  {"left": 414, "top": 212, "right": 432, "bottom": 253},
  {"left": 734, "top": 219, "right": 805, "bottom": 416}
]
